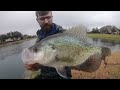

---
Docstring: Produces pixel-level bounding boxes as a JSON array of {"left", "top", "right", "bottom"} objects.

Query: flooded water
[{"left": 0, "top": 37, "right": 120, "bottom": 79}]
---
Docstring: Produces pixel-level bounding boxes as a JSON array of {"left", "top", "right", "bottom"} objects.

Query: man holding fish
[
  {"left": 24, "top": 11, "right": 72, "bottom": 79},
  {"left": 22, "top": 11, "right": 111, "bottom": 79}
]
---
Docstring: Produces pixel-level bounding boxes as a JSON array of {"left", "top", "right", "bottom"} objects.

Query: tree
[
  {"left": 0, "top": 34, "right": 7, "bottom": 44},
  {"left": 13, "top": 31, "right": 23, "bottom": 39},
  {"left": 6, "top": 31, "right": 23, "bottom": 41},
  {"left": 91, "top": 27, "right": 100, "bottom": 33}
]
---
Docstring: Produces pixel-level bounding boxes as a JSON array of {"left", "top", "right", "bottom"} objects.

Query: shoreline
[
  {"left": 87, "top": 33, "right": 120, "bottom": 43},
  {"left": 0, "top": 38, "right": 36, "bottom": 48}
]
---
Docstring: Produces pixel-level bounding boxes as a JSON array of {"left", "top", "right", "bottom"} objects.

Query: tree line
[{"left": 0, "top": 31, "right": 36, "bottom": 44}]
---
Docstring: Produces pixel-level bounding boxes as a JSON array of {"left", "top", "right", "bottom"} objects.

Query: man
[{"left": 25, "top": 11, "right": 72, "bottom": 79}]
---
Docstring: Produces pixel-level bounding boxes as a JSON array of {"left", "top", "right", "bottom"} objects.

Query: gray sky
[{"left": 0, "top": 11, "right": 120, "bottom": 35}]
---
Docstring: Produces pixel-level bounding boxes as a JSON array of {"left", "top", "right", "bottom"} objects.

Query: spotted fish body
[{"left": 33, "top": 33, "right": 102, "bottom": 67}]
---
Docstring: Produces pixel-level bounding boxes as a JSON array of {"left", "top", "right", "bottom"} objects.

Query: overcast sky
[{"left": 0, "top": 11, "right": 120, "bottom": 35}]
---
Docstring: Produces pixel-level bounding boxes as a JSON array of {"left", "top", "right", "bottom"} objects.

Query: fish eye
[{"left": 33, "top": 47, "right": 38, "bottom": 52}]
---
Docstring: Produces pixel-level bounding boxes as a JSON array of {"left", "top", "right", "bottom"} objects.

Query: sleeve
[
  {"left": 57, "top": 25, "right": 67, "bottom": 33},
  {"left": 35, "top": 30, "right": 42, "bottom": 44}
]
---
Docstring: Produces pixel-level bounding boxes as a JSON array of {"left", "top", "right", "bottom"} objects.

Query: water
[
  {"left": 0, "top": 37, "right": 120, "bottom": 79},
  {"left": 0, "top": 38, "right": 37, "bottom": 79},
  {"left": 87, "top": 38, "right": 120, "bottom": 53}
]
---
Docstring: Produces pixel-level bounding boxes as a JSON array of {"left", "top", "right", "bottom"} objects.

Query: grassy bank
[
  {"left": 87, "top": 34, "right": 120, "bottom": 42},
  {"left": 0, "top": 38, "right": 36, "bottom": 48}
]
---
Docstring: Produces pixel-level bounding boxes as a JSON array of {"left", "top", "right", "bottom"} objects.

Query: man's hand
[{"left": 25, "top": 63, "right": 42, "bottom": 71}]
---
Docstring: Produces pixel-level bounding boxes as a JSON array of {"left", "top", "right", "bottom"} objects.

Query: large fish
[{"left": 22, "top": 25, "right": 111, "bottom": 79}]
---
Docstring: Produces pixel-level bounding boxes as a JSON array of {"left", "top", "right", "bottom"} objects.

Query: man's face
[{"left": 36, "top": 12, "right": 53, "bottom": 32}]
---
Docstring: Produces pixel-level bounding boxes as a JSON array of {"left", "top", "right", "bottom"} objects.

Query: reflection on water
[
  {"left": 87, "top": 38, "right": 120, "bottom": 53},
  {"left": 0, "top": 38, "right": 36, "bottom": 79},
  {"left": 0, "top": 39, "right": 36, "bottom": 60}
]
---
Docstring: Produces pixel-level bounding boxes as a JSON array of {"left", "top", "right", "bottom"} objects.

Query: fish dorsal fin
[
  {"left": 37, "top": 25, "right": 88, "bottom": 44},
  {"left": 64, "top": 24, "right": 88, "bottom": 43},
  {"left": 56, "top": 67, "right": 68, "bottom": 79}
]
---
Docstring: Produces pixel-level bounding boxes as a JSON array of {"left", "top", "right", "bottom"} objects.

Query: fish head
[{"left": 22, "top": 42, "right": 57, "bottom": 66}]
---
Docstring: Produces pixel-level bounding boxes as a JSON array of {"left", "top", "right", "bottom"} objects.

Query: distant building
[
  {"left": 99, "top": 25, "right": 120, "bottom": 34},
  {"left": 18, "top": 37, "right": 21, "bottom": 40},
  {"left": 5, "top": 38, "right": 13, "bottom": 42}
]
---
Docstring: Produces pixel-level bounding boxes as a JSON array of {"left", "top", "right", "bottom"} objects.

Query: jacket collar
[{"left": 37, "top": 23, "right": 57, "bottom": 38}]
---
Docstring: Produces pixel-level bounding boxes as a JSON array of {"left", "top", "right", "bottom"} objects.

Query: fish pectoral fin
[{"left": 56, "top": 67, "right": 68, "bottom": 79}]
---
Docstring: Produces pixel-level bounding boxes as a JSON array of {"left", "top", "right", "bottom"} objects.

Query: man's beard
[{"left": 41, "top": 24, "right": 52, "bottom": 33}]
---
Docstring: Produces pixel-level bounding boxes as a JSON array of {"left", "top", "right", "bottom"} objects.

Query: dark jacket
[
  {"left": 35, "top": 23, "right": 65, "bottom": 43},
  {"left": 34, "top": 23, "right": 71, "bottom": 79}
]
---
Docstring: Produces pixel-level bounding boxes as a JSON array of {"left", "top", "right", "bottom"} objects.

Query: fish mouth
[
  {"left": 21, "top": 48, "right": 44, "bottom": 65},
  {"left": 21, "top": 47, "right": 57, "bottom": 66},
  {"left": 21, "top": 48, "right": 34, "bottom": 64}
]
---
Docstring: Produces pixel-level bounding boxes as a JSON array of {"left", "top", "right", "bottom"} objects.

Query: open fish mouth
[
  {"left": 21, "top": 48, "right": 44, "bottom": 65},
  {"left": 22, "top": 48, "right": 35, "bottom": 64}
]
